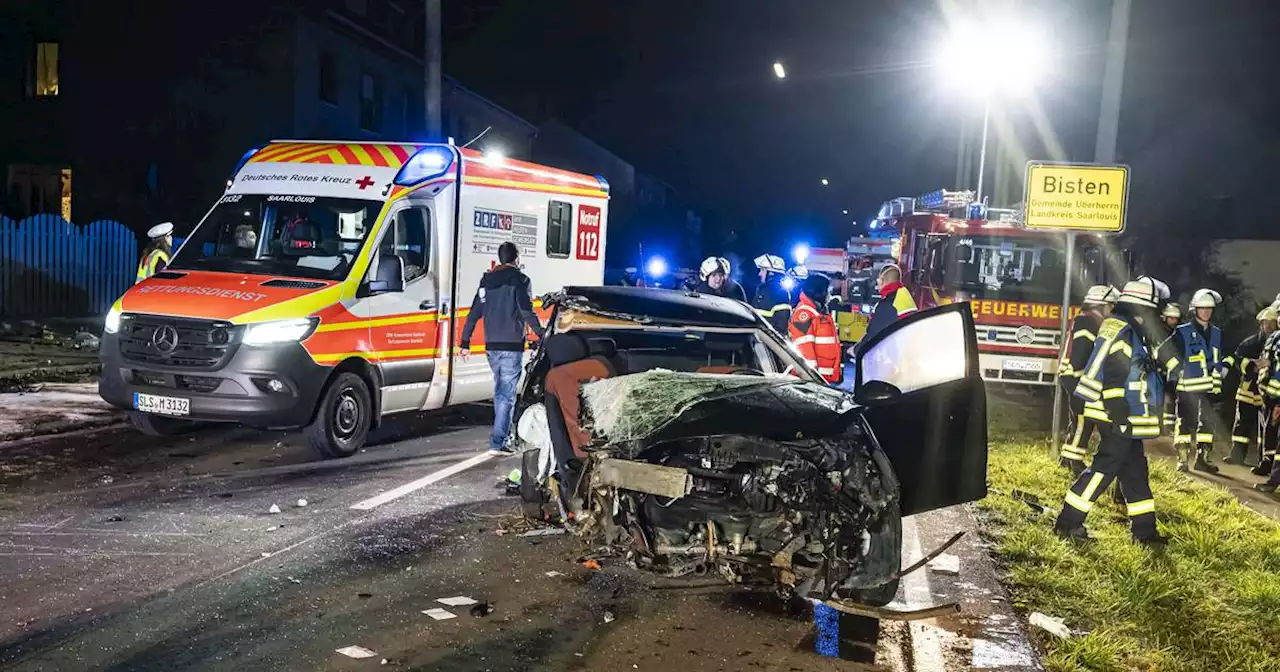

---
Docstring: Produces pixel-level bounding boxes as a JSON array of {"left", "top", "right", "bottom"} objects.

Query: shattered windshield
[{"left": 581, "top": 371, "right": 857, "bottom": 449}]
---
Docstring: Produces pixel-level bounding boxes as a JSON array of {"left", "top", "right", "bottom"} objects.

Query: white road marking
[
  {"left": 902, "top": 515, "right": 948, "bottom": 672},
  {"left": 349, "top": 451, "right": 495, "bottom": 511}
]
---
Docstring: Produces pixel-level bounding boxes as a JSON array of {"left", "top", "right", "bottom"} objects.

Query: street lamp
[
  {"left": 842, "top": 209, "right": 849, "bottom": 215},
  {"left": 773, "top": 61, "right": 786, "bottom": 79},
  {"left": 937, "top": 21, "right": 1049, "bottom": 204},
  {"left": 820, "top": 178, "right": 829, "bottom": 186}
]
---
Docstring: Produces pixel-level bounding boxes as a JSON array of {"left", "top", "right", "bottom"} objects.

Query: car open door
[{"left": 854, "top": 302, "right": 987, "bottom": 516}]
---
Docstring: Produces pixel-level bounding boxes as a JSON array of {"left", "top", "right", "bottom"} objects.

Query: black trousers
[
  {"left": 1060, "top": 407, "right": 1100, "bottom": 463},
  {"left": 1262, "top": 401, "right": 1280, "bottom": 483},
  {"left": 1175, "top": 391, "right": 1214, "bottom": 464},
  {"left": 1230, "top": 400, "right": 1263, "bottom": 463},
  {"left": 1056, "top": 424, "right": 1157, "bottom": 538}
]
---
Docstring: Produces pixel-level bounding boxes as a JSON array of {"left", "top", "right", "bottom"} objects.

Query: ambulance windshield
[{"left": 169, "top": 193, "right": 381, "bottom": 281}]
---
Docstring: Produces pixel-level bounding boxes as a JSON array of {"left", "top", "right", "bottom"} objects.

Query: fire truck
[{"left": 874, "top": 189, "right": 1123, "bottom": 386}]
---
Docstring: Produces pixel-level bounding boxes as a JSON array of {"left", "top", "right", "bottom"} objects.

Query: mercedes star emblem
[{"left": 152, "top": 325, "right": 179, "bottom": 353}]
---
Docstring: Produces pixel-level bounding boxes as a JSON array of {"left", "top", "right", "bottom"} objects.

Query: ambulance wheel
[
  {"left": 307, "top": 372, "right": 371, "bottom": 459},
  {"left": 128, "top": 411, "right": 189, "bottom": 437}
]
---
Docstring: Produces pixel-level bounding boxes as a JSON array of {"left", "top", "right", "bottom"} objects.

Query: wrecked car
[{"left": 512, "top": 286, "right": 987, "bottom": 606}]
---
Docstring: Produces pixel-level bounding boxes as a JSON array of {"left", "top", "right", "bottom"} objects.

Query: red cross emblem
[{"left": 355, "top": 175, "right": 375, "bottom": 190}]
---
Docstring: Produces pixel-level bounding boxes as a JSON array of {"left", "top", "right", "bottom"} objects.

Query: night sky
[{"left": 443, "top": 1, "right": 1280, "bottom": 256}]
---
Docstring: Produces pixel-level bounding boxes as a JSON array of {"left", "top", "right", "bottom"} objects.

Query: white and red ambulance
[{"left": 99, "top": 141, "right": 609, "bottom": 457}]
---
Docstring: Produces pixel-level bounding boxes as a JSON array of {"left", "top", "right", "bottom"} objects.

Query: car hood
[{"left": 580, "top": 371, "right": 860, "bottom": 451}]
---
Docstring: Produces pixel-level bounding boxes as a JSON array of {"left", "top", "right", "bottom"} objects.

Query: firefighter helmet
[
  {"left": 699, "top": 256, "right": 729, "bottom": 281},
  {"left": 1258, "top": 306, "right": 1278, "bottom": 323},
  {"left": 790, "top": 265, "right": 809, "bottom": 279},
  {"left": 754, "top": 254, "right": 786, "bottom": 274},
  {"left": 1161, "top": 303, "right": 1183, "bottom": 320},
  {"left": 1118, "top": 276, "right": 1169, "bottom": 308},
  {"left": 1190, "top": 288, "right": 1222, "bottom": 309},
  {"left": 1083, "top": 285, "right": 1120, "bottom": 306}
]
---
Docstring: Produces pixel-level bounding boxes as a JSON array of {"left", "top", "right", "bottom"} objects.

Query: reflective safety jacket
[
  {"left": 789, "top": 293, "right": 841, "bottom": 383},
  {"left": 135, "top": 248, "right": 171, "bottom": 284},
  {"left": 1261, "top": 332, "right": 1280, "bottom": 401},
  {"left": 1075, "top": 315, "right": 1165, "bottom": 438},
  {"left": 1167, "top": 322, "right": 1224, "bottom": 394},
  {"left": 1058, "top": 311, "right": 1104, "bottom": 396},
  {"left": 753, "top": 277, "right": 793, "bottom": 335},
  {"left": 1225, "top": 331, "right": 1267, "bottom": 407}
]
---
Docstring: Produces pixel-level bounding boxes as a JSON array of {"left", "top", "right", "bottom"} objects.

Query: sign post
[{"left": 1022, "top": 162, "right": 1129, "bottom": 454}]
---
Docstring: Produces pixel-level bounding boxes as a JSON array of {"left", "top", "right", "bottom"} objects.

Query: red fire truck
[{"left": 875, "top": 189, "right": 1123, "bottom": 386}]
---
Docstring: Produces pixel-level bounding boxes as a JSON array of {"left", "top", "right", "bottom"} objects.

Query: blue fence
[{"left": 0, "top": 214, "right": 138, "bottom": 318}]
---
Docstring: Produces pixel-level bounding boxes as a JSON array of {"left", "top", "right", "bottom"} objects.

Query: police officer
[
  {"left": 695, "top": 256, "right": 748, "bottom": 302},
  {"left": 1224, "top": 307, "right": 1277, "bottom": 465},
  {"left": 135, "top": 222, "right": 174, "bottom": 283},
  {"left": 1165, "top": 289, "right": 1225, "bottom": 473},
  {"left": 752, "top": 254, "right": 792, "bottom": 333},
  {"left": 1058, "top": 284, "right": 1120, "bottom": 475},
  {"left": 789, "top": 273, "right": 841, "bottom": 384},
  {"left": 1055, "top": 277, "right": 1172, "bottom": 546}
]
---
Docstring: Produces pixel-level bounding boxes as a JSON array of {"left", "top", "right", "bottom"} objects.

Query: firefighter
[
  {"left": 695, "top": 256, "right": 748, "bottom": 302},
  {"left": 790, "top": 273, "right": 841, "bottom": 384},
  {"left": 1165, "top": 289, "right": 1225, "bottom": 473},
  {"left": 135, "top": 222, "right": 174, "bottom": 283},
  {"left": 1058, "top": 284, "right": 1120, "bottom": 475},
  {"left": 863, "top": 264, "right": 918, "bottom": 346},
  {"left": 1159, "top": 302, "right": 1183, "bottom": 431},
  {"left": 1055, "top": 277, "right": 1172, "bottom": 546},
  {"left": 1223, "top": 307, "right": 1277, "bottom": 465},
  {"left": 752, "top": 254, "right": 792, "bottom": 333},
  {"left": 787, "top": 265, "right": 810, "bottom": 307},
  {"left": 1254, "top": 325, "right": 1280, "bottom": 480}
]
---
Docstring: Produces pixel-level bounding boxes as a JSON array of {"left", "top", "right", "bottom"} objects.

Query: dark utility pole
[{"left": 425, "top": 0, "right": 442, "bottom": 139}]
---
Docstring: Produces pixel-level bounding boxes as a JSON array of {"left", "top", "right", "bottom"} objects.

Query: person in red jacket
[
  {"left": 789, "top": 274, "right": 841, "bottom": 384},
  {"left": 861, "top": 264, "right": 918, "bottom": 348}
]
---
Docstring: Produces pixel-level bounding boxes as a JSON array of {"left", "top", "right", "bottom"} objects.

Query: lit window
[{"left": 35, "top": 42, "right": 59, "bottom": 97}]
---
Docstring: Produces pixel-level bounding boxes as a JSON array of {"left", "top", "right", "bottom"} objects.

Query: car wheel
[
  {"left": 845, "top": 510, "right": 903, "bottom": 607},
  {"left": 128, "top": 411, "right": 190, "bottom": 437},
  {"left": 305, "top": 372, "right": 372, "bottom": 459}
]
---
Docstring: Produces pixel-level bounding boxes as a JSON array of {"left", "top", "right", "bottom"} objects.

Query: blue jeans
[{"left": 487, "top": 350, "right": 523, "bottom": 450}]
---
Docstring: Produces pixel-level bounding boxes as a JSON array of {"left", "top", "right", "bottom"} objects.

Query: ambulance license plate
[
  {"left": 1003, "top": 358, "right": 1043, "bottom": 373},
  {"left": 134, "top": 393, "right": 190, "bottom": 416}
]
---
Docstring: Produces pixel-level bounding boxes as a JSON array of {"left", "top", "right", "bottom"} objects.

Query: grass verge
[{"left": 980, "top": 438, "right": 1280, "bottom": 672}]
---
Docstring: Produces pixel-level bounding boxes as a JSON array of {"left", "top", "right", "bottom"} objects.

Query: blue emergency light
[
  {"left": 394, "top": 146, "right": 457, "bottom": 187},
  {"left": 646, "top": 256, "right": 669, "bottom": 278},
  {"left": 792, "top": 243, "right": 810, "bottom": 265}
]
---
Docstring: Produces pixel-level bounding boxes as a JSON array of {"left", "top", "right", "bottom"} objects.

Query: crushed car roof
[{"left": 556, "top": 286, "right": 760, "bottom": 328}]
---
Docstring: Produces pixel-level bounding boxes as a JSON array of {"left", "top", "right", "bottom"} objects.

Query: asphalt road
[{"left": 0, "top": 404, "right": 1036, "bottom": 671}]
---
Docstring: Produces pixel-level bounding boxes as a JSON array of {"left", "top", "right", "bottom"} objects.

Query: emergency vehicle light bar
[
  {"left": 394, "top": 145, "right": 458, "bottom": 187},
  {"left": 877, "top": 189, "right": 976, "bottom": 220}
]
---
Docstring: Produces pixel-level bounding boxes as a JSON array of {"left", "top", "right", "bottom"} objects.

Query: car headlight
[
  {"left": 104, "top": 307, "right": 122, "bottom": 334},
  {"left": 243, "top": 318, "right": 318, "bottom": 346}
]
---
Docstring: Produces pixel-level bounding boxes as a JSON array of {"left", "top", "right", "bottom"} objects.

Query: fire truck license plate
[
  {"left": 1003, "top": 358, "right": 1044, "bottom": 373},
  {"left": 134, "top": 393, "right": 190, "bottom": 416}
]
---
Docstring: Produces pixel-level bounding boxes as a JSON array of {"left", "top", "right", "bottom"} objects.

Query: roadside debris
[
  {"left": 422, "top": 608, "right": 457, "bottom": 621},
  {"left": 268, "top": 504, "right": 282, "bottom": 514},
  {"left": 335, "top": 645, "right": 379, "bottom": 659},
  {"left": 469, "top": 601, "right": 495, "bottom": 618},
  {"left": 518, "top": 527, "right": 566, "bottom": 538},
  {"left": 928, "top": 553, "right": 961, "bottom": 575},
  {"left": 1029, "top": 612, "right": 1072, "bottom": 639},
  {"left": 104, "top": 514, "right": 125, "bottom": 523},
  {"left": 581, "top": 559, "right": 602, "bottom": 571},
  {"left": 436, "top": 596, "right": 478, "bottom": 607},
  {"left": 260, "top": 552, "right": 272, "bottom": 558},
  {"left": 545, "top": 571, "right": 564, "bottom": 578},
  {"left": 357, "top": 592, "right": 373, "bottom": 599},
  {"left": 100, "top": 475, "right": 114, "bottom": 485},
  {"left": 295, "top": 499, "right": 308, "bottom": 508},
  {"left": 286, "top": 576, "right": 302, "bottom": 584},
  {"left": 1011, "top": 489, "right": 1054, "bottom": 515},
  {"left": 72, "top": 332, "right": 100, "bottom": 351},
  {"left": 603, "top": 610, "right": 616, "bottom": 624}
]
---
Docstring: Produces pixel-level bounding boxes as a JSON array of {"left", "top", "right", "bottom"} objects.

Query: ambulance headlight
[
  {"left": 243, "top": 318, "right": 318, "bottom": 346},
  {"left": 104, "top": 307, "right": 123, "bottom": 334}
]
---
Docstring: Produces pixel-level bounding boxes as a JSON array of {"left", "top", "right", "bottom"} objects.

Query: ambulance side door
[{"left": 362, "top": 202, "right": 440, "bottom": 414}]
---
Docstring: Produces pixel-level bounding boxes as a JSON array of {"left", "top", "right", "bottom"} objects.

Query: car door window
[
  {"left": 859, "top": 309, "right": 968, "bottom": 394},
  {"left": 379, "top": 207, "right": 431, "bottom": 282}
]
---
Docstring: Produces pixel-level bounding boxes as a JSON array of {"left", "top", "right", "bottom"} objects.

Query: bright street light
[
  {"left": 842, "top": 209, "right": 849, "bottom": 215},
  {"left": 820, "top": 178, "right": 829, "bottom": 186},
  {"left": 792, "top": 243, "right": 810, "bottom": 265},
  {"left": 773, "top": 61, "right": 786, "bottom": 79}
]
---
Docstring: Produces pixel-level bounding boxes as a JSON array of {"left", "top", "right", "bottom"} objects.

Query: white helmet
[
  {"left": 754, "top": 254, "right": 785, "bottom": 274},
  {"left": 1118, "top": 276, "right": 1169, "bottom": 308},
  {"left": 790, "top": 265, "right": 809, "bottom": 279},
  {"left": 1258, "top": 306, "right": 1278, "bottom": 322},
  {"left": 1083, "top": 285, "right": 1120, "bottom": 306},
  {"left": 147, "top": 222, "right": 174, "bottom": 239},
  {"left": 1190, "top": 288, "right": 1222, "bottom": 309},
  {"left": 1161, "top": 303, "right": 1183, "bottom": 320},
  {"left": 699, "top": 256, "right": 729, "bottom": 282}
]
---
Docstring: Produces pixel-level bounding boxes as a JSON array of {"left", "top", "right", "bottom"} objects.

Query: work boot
[
  {"left": 1134, "top": 533, "right": 1170, "bottom": 548},
  {"left": 1252, "top": 460, "right": 1273, "bottom": 476},
  {"left": 1254, "top": 483, "right": 1279, "bottom": 494},
  {"left": 1053, "top": 524, "right": 1092, "bottom": 543},
  {"left": 1177, "top": 461, "right": 1190, "bottom": 473},
  {"left": 1060, "top": 458, "right": 1086, "bottom": 477},
  {"left": 1193, "top": 453, "right": 1220, "bottom": 474}
]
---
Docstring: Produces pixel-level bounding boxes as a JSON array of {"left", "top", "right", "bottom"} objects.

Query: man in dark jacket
[
  {"left": 862, "top": 264, "right": 918, "bottom": 348},
  {"left": 460, "top": 242, "right": 544, "bottom": 454}
]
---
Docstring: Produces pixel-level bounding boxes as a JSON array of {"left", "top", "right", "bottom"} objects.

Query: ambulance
[{"left": 98, "top": 140, "right": 609, "bottom": 457}]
